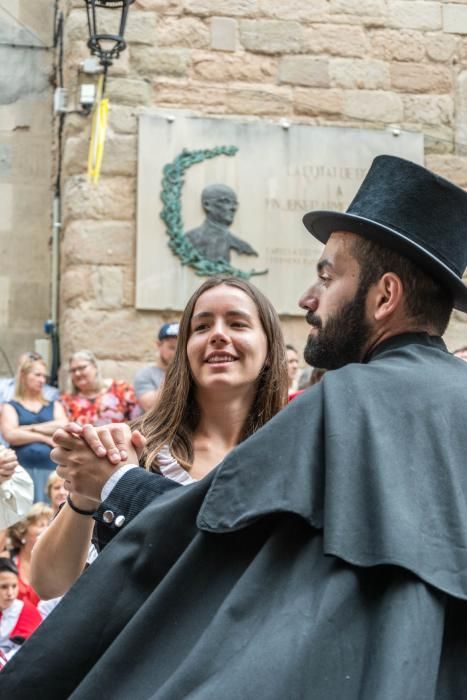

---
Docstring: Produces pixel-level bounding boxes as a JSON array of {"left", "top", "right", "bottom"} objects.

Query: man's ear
[{"left": 371, "top": 272, "right": 404, "bottom": 322}]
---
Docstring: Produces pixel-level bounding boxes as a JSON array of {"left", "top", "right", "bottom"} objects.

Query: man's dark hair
[
  {"left": 0, "top": 558, "right": 18, "bottom": 576},
  {"left": 351, "top": 236, "right": 453, "bottom": 335}
]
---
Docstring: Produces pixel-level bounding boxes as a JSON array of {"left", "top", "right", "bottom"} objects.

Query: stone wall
[
  {"left": 60, "top": 0, "right": 467, "bottom": 381},
  {"left": 0, "top": 1, "right": 54, "bottom": 374}
]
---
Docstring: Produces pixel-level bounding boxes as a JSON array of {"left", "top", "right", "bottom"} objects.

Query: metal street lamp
[{"left": 85, "top": 0, "right": 135, "bottom": 67}]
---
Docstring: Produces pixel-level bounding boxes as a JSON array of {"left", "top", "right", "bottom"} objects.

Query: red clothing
[
  {"left": 61, "top": 380, "right": 140, "bottom": 426},
  {"left": 10, "top": 599, "right": 42, "bottom": 641},
  {"left": 14, "top": 557, "right": 40, "bottom": 608}
]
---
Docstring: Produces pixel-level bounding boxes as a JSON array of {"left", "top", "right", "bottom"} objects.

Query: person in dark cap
[
  {"left": 133, "top": 322, "right": 179, "bottom": 413},
  {"left": 3, "top": 155, "right": 467, "bottom": 699}
]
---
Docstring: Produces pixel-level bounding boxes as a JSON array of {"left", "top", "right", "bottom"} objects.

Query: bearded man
[{"left": 3, "top": 156, "right": 467, "bottom": 699}]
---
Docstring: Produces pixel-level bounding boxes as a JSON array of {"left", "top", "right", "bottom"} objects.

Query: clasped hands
[{"left": 52, "top": 423, "right": 146, "bottom": 510}]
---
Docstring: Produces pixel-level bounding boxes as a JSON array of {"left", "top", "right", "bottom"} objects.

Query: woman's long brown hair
[{"left": 135, "top": 276, "right": 288, "bottom": 472}]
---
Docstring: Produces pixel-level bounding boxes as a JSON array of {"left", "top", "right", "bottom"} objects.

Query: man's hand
[
  {"left": 51, "top": 423, "right": 141, "bottom": 504},
  {"left": 0, "top": 448, "right": 19, "bottom": 485}
]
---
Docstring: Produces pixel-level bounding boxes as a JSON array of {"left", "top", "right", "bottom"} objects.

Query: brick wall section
[{"left": 60, "top": 0, "right": 467, "bottom": 378}]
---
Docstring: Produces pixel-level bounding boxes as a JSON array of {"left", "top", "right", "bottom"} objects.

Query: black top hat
[{"left": 303, "top": 155, "right": 467, "bottom": 311}]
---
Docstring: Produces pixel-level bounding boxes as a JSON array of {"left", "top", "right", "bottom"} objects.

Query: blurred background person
[
  {"left": 45, "top": 471, "right": 67, "bottom": 516},
  {"left": 133, "top": 322, "right": 179, "bottom": 413},
  {"left": 0, "top": 558, "right": 42, "bottom": 664},
  {"left": 0, "top": 447, "right": 33, "bottom": 531},
  {"left": 286, "top": 344, "right": 300, "bottom": 396},
  {"left": 60, "top": 350, "right": 139, "bottom": 426},
  {"left": 0, "top": 352, "right": 59, "bottom": 406},
  {"left": 7, "top": 502, "right": 52, "bottom": 607},
  {"left": 0, "top": 356, "right": 66, "bottom": 502}
]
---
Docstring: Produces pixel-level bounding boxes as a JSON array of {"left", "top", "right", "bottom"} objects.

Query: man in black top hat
[{"left": 3, "top": 155, "right": 467, "bottom": 699}]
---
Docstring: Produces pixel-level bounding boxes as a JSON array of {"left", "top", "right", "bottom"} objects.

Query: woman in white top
[{"left": 31, "top": 276, "right": 288, "bottom": 599}]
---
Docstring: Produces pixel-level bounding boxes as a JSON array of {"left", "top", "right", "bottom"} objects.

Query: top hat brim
[{"left": 303, "top": 210, "right": 467, "bottom": 312}]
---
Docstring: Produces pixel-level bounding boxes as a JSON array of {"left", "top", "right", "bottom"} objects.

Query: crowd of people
[
  {"left": 1, "top": 155, "right": 467, "bottom": 697},
  {"left": 0, "top": 277, "right": 314, "bottom": 663}
]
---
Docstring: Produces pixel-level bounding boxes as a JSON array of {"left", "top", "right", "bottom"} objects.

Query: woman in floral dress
[{"left": 60, "top": 350, "right": 140, "bottom": 426}]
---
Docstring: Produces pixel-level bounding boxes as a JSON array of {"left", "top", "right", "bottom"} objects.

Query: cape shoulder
[{"left": 198, "top": 337, "right": 467, "bottom": 599}]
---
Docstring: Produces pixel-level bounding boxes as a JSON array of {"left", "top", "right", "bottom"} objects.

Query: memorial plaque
[{"left": 137, "top": 113, "right": 424, "bottom": 314}]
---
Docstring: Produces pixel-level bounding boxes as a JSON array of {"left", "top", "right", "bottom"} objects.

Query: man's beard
[{"left": 304, "top": 282, "right": 372, "bottom": 370}]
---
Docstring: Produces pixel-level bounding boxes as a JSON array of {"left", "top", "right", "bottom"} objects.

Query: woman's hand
[
  {"left": 51, "top": 424, "right": 140, "bottom": 503},
  {"left": 61, "top": 422, "right": 147, "bottom": 465}
]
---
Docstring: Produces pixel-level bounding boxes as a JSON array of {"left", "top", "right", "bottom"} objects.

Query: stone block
[
  {"left": 391, "top": 63, "right": 452, "bottom": 93},
  {"left": 63, "top": 220, "right": 135, "bottom": 266},
  {"left": 60, "top": 307, "right": 161, "bottom": 361},
  {"left": 63, "top": 135, "right": 88, "bottom": 176},
  {"left": 403, "top": 95, "right": 453, "bottom": 125},
  {"left": 330, "top": 58, "right": 390, "bottom": 90},
  {"left": 425, "top": 154, "right": 467, "bottom": 187},
  {"left": 443, "top": 4, "right": 467, "bottom": 35},
  {"left": 98, "top": 135, "right": 137, "bottom": 177},
  {"left": 106, "top": 78, "right": 152, "bottom": 106},
  {"left": 130, "top": 47, "right": 190, "bottom": 78},
  {"left": 388, "top": 1, "right": 442, "bottom": 31},
  {"left": 257, "top": 0, "right": 328, "bottom": 22},
  {"left": 425, "top": 32, "right": 459, "bottom": 62},
  {"left": 90, "top": 266, "right": 124, "bottom": 309},
  {"left": 191, "top": 52, "right": 276, "bottom": 83},
  {"left": 156, "top": 17, "right": 210, "bottom": 49},
  {"left": 61, "top": 266, "right": 93, "bottom": 307},
  {"left": 226, "top": 87, "right": 291, "bottom": 115},
  {"left": 99, "top": 360, "right": 146, "bottom": 385},
  {"left": 183, "top": 0, "right": 257, "bottom": 16},
  {"left": 64, "top": 9, "right": 88, "bottom": 43},
  {"left": 154, "top": 81, "right": 227, "bottom": 112},
  {"left": 125, "top": 10, "right": 157, "bottom": 44},
  {"left": 368, "top": 29, "right": 425, "bottom": 62},
  {"left": 239, "top": 20, "right": 303, "bottom": 54},
  {"left": 211, "top": 17, "right": 237, "bottom": 52},
  {"left": 343, "top": 90, "right": 403, "bottom": 122},
  {"left": 135, "top": 0, "right": 180, "bottom": 11},
  {"left": 63, "top": 176, "right": 135, "bottom": 224},
  {"left": 294, "top": 88, "right": 343, "bottom": 117},
  {"left": 278, "top": 57, "right": 329, "bottom": 88},
  {"left": 455, "top": 71, "right": 467, "bottom": 155},
  {"left": 302, "top": 25, "right": 369, "bottom": 58},
  {"left": 328, "top": 0, "right": 388, "bottom": 26},
  {"left": 108, "top": 105, "right": 138, "bottom": 134},
  {"left": 122, "top": 264, "right": 136, "bottom": 307}
]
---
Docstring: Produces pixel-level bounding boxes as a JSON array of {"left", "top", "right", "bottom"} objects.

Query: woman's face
[
  {"left": 50, "top": 478, "right": 67, "bottom": 510},
  {"left": 69, "top": 358, "right": 98, "bottom": 394},
  {"left": 287, "top": 348, "right": 299, "bottom": 384},
  {"left": 187, "top": 285, "right": 268, "bottom": 395},
  {"left": 23, "top": 516, "right": 49, "bottom": 550},
  {"left": 25, "top": 362, "right": 47, "bottom": 395}
]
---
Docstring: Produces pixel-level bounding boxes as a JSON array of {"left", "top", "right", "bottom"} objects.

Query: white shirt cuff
[{"left": 101, "top": 464, "right": 139, "bottom": 501}]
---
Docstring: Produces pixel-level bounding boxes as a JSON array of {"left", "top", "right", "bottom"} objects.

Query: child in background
[{"left": 0, "top": 558, "right": 42, "bottom": 662}]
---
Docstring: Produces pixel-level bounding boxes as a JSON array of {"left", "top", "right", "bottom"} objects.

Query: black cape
[{"left": 4, "top": 333, "right": 467, "bottom": 699}]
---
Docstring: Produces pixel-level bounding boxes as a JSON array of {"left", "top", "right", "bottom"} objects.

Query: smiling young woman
[{"left": 31, "top": 276, "right": 288, "bottom": 600}]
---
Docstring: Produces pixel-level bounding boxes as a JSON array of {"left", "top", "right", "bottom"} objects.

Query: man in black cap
[{"left": 3, "top": 156, "right": 467, "bottom": 699}]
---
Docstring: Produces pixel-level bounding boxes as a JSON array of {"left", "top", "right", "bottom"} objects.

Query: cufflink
[
  {"left": 115, "top": 515, "right": 125, "bottom": 528},
  {"left": 102, "top": 510, "right": 115, "bottom": 524}
]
